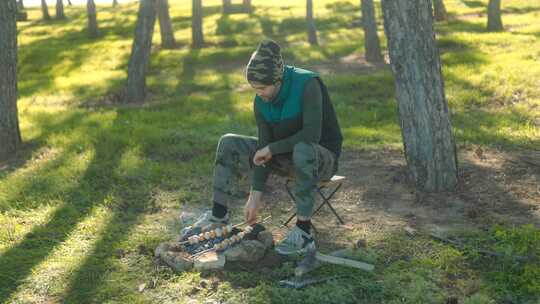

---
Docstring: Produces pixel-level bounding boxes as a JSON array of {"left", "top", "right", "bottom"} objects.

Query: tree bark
[
  {"left": 223, "top": 0, "right": 231, "bottom": 14},
  {"left": 306, "top": 0, "right": 318, "bottom": 46},
  {"left": 16, "top": 0, "right": 27, "bottom": 21},
  {"left": 433, "top": 0, "right": 447, "bottom": 21},
  {"left": 192, "top": 0, "right": 204, "bottom": 48},
  {"left": 125, "top": 0, "right": 156, "bottom": 103},
  {"left": 41, "top": 0, "right": 50, "bottom": 20},
  {"left": 487, "top": 0, "right": 503, "bottom": 31},
  {"left": 381, "top": 0, "right": 458, "bottom": 192},
  {"left": 87, "top": 0, "right": 98, "bottom": 38},
  {"left": 55, "top": 0, "right": 65, "bottom": 19},
  {"left": 157, "top": 0, "right": 176, "bottom": 49},
  {"left": 242, "top": 0, "right": 252, "bottom": 13},
  {"left": 0, "top": 0, "right": 22, "bottom": 162},
  {"left": 113, "top": 0, "right": 118, "bottom": 7},
  {"left": 361, "top": 0, "right": 383, "bottom": 63}
]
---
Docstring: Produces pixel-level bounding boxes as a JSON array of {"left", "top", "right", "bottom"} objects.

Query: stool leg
[
  {"left": 313, "top": 183, "right": 345, "bottom": 225},
  {"left": 283, "top": 181, "right": 345, "bottom": 226},
  {"left": 312, "top": 183, "right": 342, "bottom": 216},
  {"left": 283, "top": 180, "right": 296, "bottom": 227},
  {"left": 310, "top": 222, "right": 318, "bottom": 234},
  {"left": 283, "top": 212, "right": 296, "bottom": 227}
]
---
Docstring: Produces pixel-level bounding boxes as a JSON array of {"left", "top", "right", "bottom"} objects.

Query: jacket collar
[{"left": 269, "top": 66, "right": 293, "bottom": 106}]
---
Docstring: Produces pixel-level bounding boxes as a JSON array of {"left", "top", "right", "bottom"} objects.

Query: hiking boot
[
  {"left": 180, "top": 211, "right": 229, "bottom": 240},
  {"left": 275, "top": 226, "right": 316, "bottom": 256}
]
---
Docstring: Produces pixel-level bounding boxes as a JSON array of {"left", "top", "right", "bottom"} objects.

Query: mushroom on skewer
[
  {"left": 200, "top": 225, "right": 254, "bottom": 253},
  {"left": 183, "top": 224, "right": 233, "bottom": 245}
]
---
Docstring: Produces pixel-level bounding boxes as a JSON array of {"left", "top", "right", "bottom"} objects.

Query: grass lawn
[{"left": 1, "top": 0, "right": 539, "bottom": 303}]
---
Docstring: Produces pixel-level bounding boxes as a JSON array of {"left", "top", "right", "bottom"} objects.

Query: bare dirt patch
[
  {"left": 176, "top": 146, "right": 539, "bottom": 258},
  {"left": 247, "top": 147, "right": 540, "bottom": 251}
]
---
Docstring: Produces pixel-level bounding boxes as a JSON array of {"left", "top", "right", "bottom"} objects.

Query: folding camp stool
[{"left": 282, "top": 175, "right": 346, "bottom": 229}]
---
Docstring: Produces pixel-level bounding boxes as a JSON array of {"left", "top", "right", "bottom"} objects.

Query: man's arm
[
  {"left": 255, "top": 104, "right": 273, "bottom": 148},
  {"left": 251, "top": 103, "right": 272, "bottom": 192},
  {"left": 268, "top": 77, "right": 323, "bottom": 155}
]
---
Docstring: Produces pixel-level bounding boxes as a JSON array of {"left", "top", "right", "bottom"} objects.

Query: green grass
[{"left": 1, "top": 0, "right": 539, "bottom": 303}]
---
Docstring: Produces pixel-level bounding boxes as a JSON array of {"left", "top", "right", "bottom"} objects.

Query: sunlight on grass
[
  {"left": 0, "top": 206, "right": 58, "bottom": 254},
  {"left": 7, "top": 205, "right": 113, "bottom": 303},
  {"left": 3, "top": 0, "right": 539, "bottom": 302}
]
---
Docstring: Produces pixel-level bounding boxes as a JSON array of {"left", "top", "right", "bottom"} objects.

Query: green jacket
[{"left": 252, "top": 65, "right": 343, "bottom": 191}]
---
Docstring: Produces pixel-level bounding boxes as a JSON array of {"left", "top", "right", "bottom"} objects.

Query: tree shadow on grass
[
  {"left": 18, "top": 22, "right": 136, "bottom": 99},
  {"left": 0, "top": 111, "right": 88, "bottom": 212},
  {"left": 60, "top": 124, "right": 153, "bottom": 302},
  {"left": 461, "top": 0, "right": 485, "bottom": 9},
  {"left": 203, "top": 5, "right": 224, "bottom": 16},
  {"left": 501, "top": 5, "right": 540, "bottom": 15},
  {"left": 18, "top": 30, "right": 100, "bottom": 98},
  {"left": 1, "top": 96, "right": 238, "bottom": 301},
  {"left": 215, "top": 14, "right": 258, "bottom": 36},
  {"left": 325, "top": 1, "right": 357, "bottom": 14},
  {"left": 256, "top": 14, "right": 278, "bottom": 38},
  {"left": 437, "top": 14, "right": 487, "bottom": 34},
  {"left": 0, "top": 109, "right": 130, "bottom": 302}
]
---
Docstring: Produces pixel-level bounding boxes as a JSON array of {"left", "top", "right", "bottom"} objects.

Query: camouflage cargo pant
[{"left": 212, "top": 133, "right": 338, "bottom": 217}]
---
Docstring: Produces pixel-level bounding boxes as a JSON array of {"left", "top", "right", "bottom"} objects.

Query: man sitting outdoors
[{"left": 183, "top": 39, "right": 343, "bottom": 256}]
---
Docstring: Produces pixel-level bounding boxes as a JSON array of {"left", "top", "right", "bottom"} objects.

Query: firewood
[{"left": 315, "top": 252, "right": 375, "bottom": 272}]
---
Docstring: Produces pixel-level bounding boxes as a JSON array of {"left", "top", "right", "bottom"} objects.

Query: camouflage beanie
[{"left": 246, "top": 39, "right": 284, "bottom": 85}]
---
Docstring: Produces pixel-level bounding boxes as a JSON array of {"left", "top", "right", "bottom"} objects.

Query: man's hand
[
  {"left": 253, "top": 146, "right": 272, "bottom": 166},
  {"left": 244, "top": 190, "right": 263, "bottom": 224}
]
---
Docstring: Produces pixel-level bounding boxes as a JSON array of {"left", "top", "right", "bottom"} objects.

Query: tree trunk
[
  {"left": 125, "top": 0, "right": 156, "bottom": 103},
  {"left": 487, "top": 0, "right": 503, "bottom": 31},
  {"left": 87, "top": 0, "right": 98, "bottom": 38},
  {"left": 55, "top": 0, "right": 65, "bottom": 19},
  {"left": 41, "top": 0, "right": 50, "bottom": 20},
  {"left": 192, "top": 0, "right": 204, "bottom": 48},
  {"left": 361, "top": 0, "right": 383, "bottom": 63},
  {"left": 433, "top": 0, "right": 447, "bottom": 21},
  {"left": 157, "top": 0, "right": 176, "bottom": 49},
  {"left": 223, "top": 0, "right": 231, "bottom": 14},
  {"left": 306, "top": 0, "right": 318, "bottom": 46},
  {"left": 242, "top": 0, "right": 252, "bottom": 13},
  {"left": 381, "top": 0, "right": 458, "bottom": 192},
  {"left": 0, "top": 0, "right": 22, "bottom": 162},
  {"left": 16, "top": 0, "right": 27, "bottom": 21},
  {"left": 113, "top": 0, "right": 118, "bottom": 7}
]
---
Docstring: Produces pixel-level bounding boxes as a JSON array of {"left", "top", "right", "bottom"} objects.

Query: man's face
[{"left": 250, "top": 82, "right": 280, "bottom": 102}]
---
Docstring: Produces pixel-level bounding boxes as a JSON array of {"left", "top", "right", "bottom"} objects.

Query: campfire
[{"left": 155, "top": 221, "right": 274, "bottom": 272}]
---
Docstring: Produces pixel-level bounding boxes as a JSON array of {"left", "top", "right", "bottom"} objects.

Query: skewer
[
  {"left": 180, "top": 224, "right": 233, "bottom": 245},
  {"left": 232, "top": 215, "right": 272, "bottom": 229},
  {"left": 191, "top": 225, "right": 255, "bottom": 258},
  {"left": 190, "top": 247, "right": 214, "bottom": 258},
  {"left": 180, "top": 215, "right": 272, "bottom": 246}
]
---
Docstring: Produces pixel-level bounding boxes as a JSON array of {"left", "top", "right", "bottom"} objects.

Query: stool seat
[{"left": 318, "top": 175, "right": 346, "bottom": 187}]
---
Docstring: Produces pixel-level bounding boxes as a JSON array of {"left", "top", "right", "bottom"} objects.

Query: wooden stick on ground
[
  {"left": 315, "top": 252, "right": 375, "bottom": 272},
  {"left": 295, "top": 248, "right": 376, "bottom": 277}
]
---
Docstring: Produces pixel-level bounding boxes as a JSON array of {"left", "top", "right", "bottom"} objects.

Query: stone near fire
[
  {"left": 224, "top": 240, "right": 266, "bottom": 262},
  {"left": 257, "top": 231, "right": 274, "bottom": 249},
  {"left": 193, "top": 251, "right": 226, "bottom": 271}
]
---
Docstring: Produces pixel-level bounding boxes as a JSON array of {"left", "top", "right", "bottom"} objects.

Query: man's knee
[
  {"left": 219, "top": 133, "right": 238, "bottom": 145},
  {"left": 217, "top": 133, "right": 240, "bottom": 152},
  {"left": 292, "top": 142, "right": 316, "bottom": 169}
]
